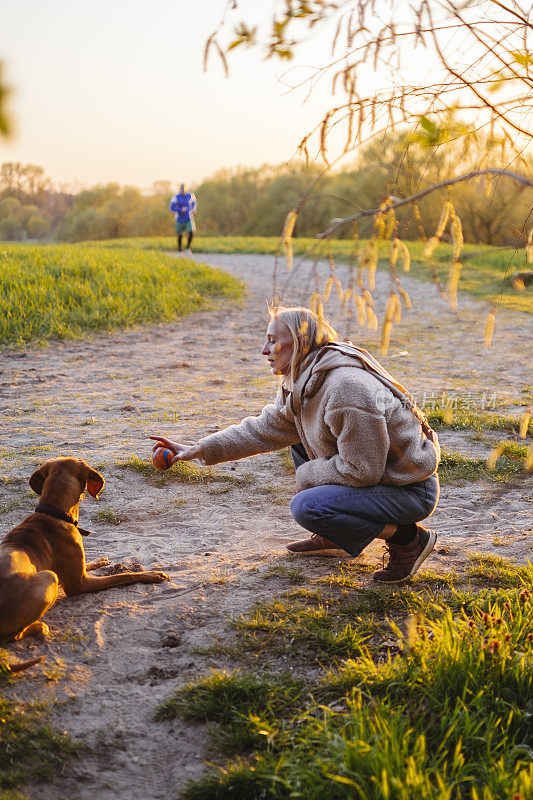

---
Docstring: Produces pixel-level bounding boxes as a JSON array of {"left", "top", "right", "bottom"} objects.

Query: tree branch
[{"left": 315, "top": 169, "right": 533, "bottom": 238}]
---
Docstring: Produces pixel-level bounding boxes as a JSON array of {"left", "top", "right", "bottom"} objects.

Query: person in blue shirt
[{"left": 169, "top": 184, "right": 198, "bottom": 253}]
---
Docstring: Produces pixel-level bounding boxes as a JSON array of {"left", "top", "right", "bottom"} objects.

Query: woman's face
[{"left": 261, "top": 317, "right": 294, "bottom": 375}]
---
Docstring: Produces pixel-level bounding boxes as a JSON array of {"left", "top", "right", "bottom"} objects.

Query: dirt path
[{"left": 0, "top": 252, "right": 531, "bottom": 799}]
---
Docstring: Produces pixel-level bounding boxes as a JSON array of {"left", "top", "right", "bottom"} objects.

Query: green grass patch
[
  {"left": 117, "top": 454, "right": 216, "bottom": 484},
  {"left": 156, "top": 669, "right": 306, "bottom": 756},
  {"left": 403, "top": 241, "right": 533, "bottom": 314},
  {"left": 82, "top": 236, "right": 533, "bottom": 314},
  {"left": 465, "top": 553, "right": 533, "bottom": 588},
  {"left": 427, "top": 406, "right": 533, "bottom": 435},
  {"left": 263, "top": 564, "right": 306, "bottom": 583},
  {"left": 159, "top": 557, "right": 533, "bottom": 800},
  {"left": 117, "top": 454, "right": 256, "bottom": 487},
  {"left": 155, "top": 669, "right": 304, "bottom": 724},
  {"left": 93, "top": 507, "right": 123, "bottom": 525},
  {"left": 0, "top": 652, "right": 77, "bottom": 794},
  {"left": 316, "top": 561, "right": 377, "bottom": 589},
  {"left": 0, "top": 243, "right": 243, "bottom": 346},
  {"left": 231, "top": 597, "right": 372, "bottom": 662},
  {"left": 439, "top": 448, "right": 529, "bottom": 483},
  {"left": 0, "top": 698, "right": 76, "bottom": 791}
]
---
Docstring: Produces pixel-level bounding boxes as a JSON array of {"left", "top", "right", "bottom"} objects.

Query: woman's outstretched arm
[{"left": 149, "top": 436, "right": 204, "bottom": 463}]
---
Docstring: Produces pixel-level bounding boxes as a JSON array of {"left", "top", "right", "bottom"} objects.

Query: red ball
[{"left": 153, "top": 447, "right": 174, "bottom": 471}]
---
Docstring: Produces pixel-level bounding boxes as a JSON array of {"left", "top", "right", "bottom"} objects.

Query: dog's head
[{"left": 29, "top": 458, "right": 105, "bottom": 501}]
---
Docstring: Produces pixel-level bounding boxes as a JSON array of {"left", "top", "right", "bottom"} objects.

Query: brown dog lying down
[{"left": 0, "top": 457, "right": 169, "bottom": 641}]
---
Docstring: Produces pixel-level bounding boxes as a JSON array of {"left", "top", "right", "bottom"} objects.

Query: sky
[
  {"left": 4, "top": 2, "right": 522, "bottom": 193},
  {"left": 0, "top": 0, "right": 348, "bottom": 190}
]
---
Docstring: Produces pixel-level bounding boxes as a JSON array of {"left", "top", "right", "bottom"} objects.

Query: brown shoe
[
  {"left": 287, "top": 534, "right": 345, "bottom": 557},
  {"left": 373, "top": 527, "right": 437, "bottom": 583}
]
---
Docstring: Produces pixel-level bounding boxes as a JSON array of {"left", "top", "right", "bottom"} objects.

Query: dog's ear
[
  {"left": 29, "top": 463, "right": 50, "bottom": 496},
  {"left": 85, "top": 468, "right": 104, "bottom": 500}
]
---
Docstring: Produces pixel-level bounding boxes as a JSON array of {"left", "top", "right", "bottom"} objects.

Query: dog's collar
[{"left": 35, "top": 503, "right": 92, "bottom": 536}]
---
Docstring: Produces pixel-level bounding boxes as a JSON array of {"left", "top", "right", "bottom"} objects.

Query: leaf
[
  {"left": 228, "top": 39, "right": 245, "bottom": 52},
  {"left": 273, "top": 19, "right": 287, "bottom": 38},
  {"left": 488, "top": 76, "right": 506, "bottom": 94},
  {"left": 419, "top": 115, "right": 437, "bottom": 134},
  {"left": 0, "top": 65, "right": 11, "bottom": 137},
  {"left": 272, "top": 47, "right": 294, "bottom": 60},
  {"left": 323, "top": 772, "right": 362, "bottom": 789},
  {"left": 510, "top": 51, "right": 533, "bottom": 68},
  {"left": 228, "top": 24, "right": 257, "bottom": 50}
]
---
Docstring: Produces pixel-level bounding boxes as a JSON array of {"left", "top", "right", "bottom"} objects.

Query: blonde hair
[{"left": 268, "top": 305, "right": 338, "bottom": 388}]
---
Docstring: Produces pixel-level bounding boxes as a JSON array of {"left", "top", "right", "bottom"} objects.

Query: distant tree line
[
  {"left": 1, "top": 134, "right": 531, "bottom": 246},
  {"left": 0, "top": 163, "right": 69, "bottom": 241},
  {"left": 0, "top": 164, "right": 173, "bottom": 242},
  {"left": 196, "top": 134, "right": 533, "bottom": 245}
]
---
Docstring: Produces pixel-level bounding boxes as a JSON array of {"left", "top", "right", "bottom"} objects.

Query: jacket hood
[{"left": 299, "top": 348, "right": 363, "bottom": 400}]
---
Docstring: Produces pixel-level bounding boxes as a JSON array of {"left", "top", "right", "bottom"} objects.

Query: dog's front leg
[{"left": 62, "top": 570, "right": 169, "bottom": 596}]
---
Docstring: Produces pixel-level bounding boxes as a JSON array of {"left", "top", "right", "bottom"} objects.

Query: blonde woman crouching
[{"left": 151, "top": 306, "right": 440, "bottom": 583}]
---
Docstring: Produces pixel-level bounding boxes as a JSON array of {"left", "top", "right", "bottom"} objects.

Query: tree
[
  {"left": 207, "top": 2, "right": 532, "bottom": 236},
  {"left": 0, "top": 163, "right": 51, "bottom": 200},
  {"left": 207, "top": 0, "right": 533, "bottom": 351},
  {"left": 209, "top": 1, "right": 532, "bottom": 167},
  {"left": 54, "top": 183, "right": 170, "bottom": 242}
]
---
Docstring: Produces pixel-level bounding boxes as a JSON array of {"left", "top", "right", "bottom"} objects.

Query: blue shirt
[{"left": 169, "top": 192, "right": 197, "bottom": 223}]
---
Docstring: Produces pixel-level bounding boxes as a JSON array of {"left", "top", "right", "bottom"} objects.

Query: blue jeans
[{"left": 289, "top": 444, "right": 440, "bottom": 556}]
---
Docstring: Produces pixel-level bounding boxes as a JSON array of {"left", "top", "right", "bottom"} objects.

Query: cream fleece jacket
[{"left": 198, "top": 348, "right": 440, "bottom": 490}]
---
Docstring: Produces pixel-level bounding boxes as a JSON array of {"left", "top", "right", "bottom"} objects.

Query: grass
[
  {"left": 93, "top": 507, "right": 123, "bottom": 525},
  {"left": 231, "top": 598, "right": 374, "bottom": 662},
  {"left": 81, "top": 235, "right": 533, "bottom": 314},
  {"left": 0, "top": 243, "right": 244, "bottom": 346},
  {"left": 427, "top": 406, "right": 533, "bottom": 435},
  {"left": 0, "top": 651, "right": 77, "bottom": 795},
  {"left": 263, "top": 564, "right": 307, "bottom": 583},
  {"left": 156, "top": 670, "right": 307, "bottom": 756},
  {"left": 439, "top": 447, "right": 529, "bottom": 483},
  {"left": 117, "top": 455, "right": 257, "bottom": 489},
  {"left": 277, "top": 448, "right": 295, "bottom": 474},
  {"left": 421, "top": 403, "right": 533, "bottom": 482},
  {"left": 117, "top": 454, "right": 217, "bottom": 484},
  {"left": 156, "top": 557, "right": 533, "bottom": 799},
  {"left": 464, "top": 553, "right": 533, "bottom": 588}
]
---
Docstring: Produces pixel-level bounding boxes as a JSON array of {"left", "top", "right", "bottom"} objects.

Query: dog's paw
[
  {"left": 142, "top": 571, "right": 170, "bottom": 584},
  {"left": 86, "top": 557, "right": 111, "bottom": 571},
  {"left": 14, "top": 620, "right": 50, "bottom": 640}
]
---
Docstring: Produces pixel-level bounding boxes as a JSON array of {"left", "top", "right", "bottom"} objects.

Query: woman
[{"left": 151, "top": 306, "right": 440, "bottom": 583}]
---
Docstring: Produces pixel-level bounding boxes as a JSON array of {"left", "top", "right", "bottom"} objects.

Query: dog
[{"left": 0, "top": 457, "right": 169, "bottom": 641}]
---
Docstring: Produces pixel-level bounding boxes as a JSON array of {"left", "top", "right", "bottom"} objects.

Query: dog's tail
[{"left": 6, "top": 656, "right": 44, "bottom": 673}]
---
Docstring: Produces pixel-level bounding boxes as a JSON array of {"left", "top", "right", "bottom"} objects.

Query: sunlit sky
[
  {"left": 4, "top": 2, "right": 514, "bottom": 192},
  {"left": 1, "top": 0, "right": 354, "bottom": 190}
]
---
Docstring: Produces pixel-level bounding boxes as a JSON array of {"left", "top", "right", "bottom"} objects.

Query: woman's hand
[{"left": 149, "top": 436, "right": 204, "bottom": 463}]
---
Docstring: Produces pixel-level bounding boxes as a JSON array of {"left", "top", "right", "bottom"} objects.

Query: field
[
  {"left": 0, "top": 243, "right": 244, "bottom": 346},
  {"left": 83, "top": 235, "right": 533, "bottom": 314},
  {"left": 0, "top": 243, "right": 532, "bottom": 799}
]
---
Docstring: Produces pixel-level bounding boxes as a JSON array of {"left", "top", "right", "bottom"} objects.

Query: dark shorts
[{"left": 175, "top": 220, "right": 195, "bottom": 234}]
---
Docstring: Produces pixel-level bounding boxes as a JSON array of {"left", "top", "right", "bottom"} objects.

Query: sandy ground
[{"left": 0, "top": 252, "right": 532, "bottom": 799}]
